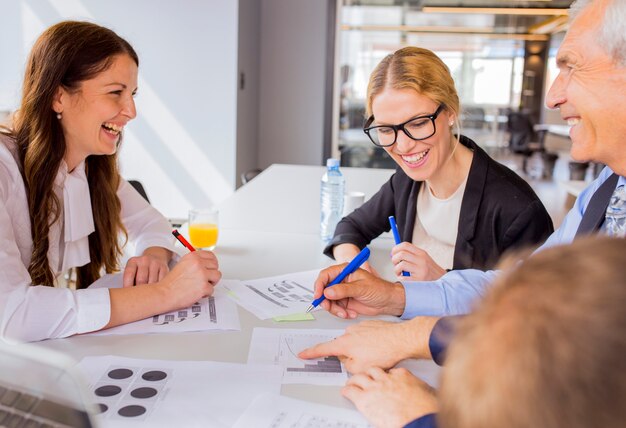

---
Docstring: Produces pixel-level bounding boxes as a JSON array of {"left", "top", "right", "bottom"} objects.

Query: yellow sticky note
[
  {"left": 273, "top": 313, "right": 315, "bottom": 322},
  {"left": 225, "top": 290, "right": 240, "bottom": 300}
]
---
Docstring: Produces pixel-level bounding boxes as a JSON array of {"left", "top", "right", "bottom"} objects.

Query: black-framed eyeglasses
[{"left": 363, "top": 104, "right": 444, "bottom": 147}]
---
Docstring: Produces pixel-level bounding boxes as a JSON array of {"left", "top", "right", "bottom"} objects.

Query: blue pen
[
  {"left": 389, "top": 216, "right": 410, "bottom": 277},
  {"left": 306, "top": 247, "right": 370, "bottom": 313}
]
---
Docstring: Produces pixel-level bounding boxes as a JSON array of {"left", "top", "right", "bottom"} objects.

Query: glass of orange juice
[{"left": 188, "top": 208, "right": 219, "bottom": 250}]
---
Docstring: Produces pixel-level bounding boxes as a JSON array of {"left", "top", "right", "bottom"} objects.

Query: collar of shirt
[{"left": 54, "top": 160, "right": 95, "bottom": 272}]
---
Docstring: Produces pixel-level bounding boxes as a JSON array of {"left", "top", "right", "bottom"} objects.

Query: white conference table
[
  {"left": 220, "top": 164, "right": 396, "bottom": 235},
  {"left": 38, "top": 164, "right": 440, "bottom": 414}
]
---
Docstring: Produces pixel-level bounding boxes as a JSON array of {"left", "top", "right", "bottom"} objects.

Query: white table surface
[
  {"left": 37, "top": 164, "right": 439, "bottom": 414},
  {"left": 219, "top": 164, "right": 395, "bottom": 235}
]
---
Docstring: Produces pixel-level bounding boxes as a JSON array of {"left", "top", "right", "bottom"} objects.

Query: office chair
[
  {"left": 507, "top": 112, "right": 544, "bottom": 174},
  {"left": 128, "top": 179, "right": 150, "bottom": 203},
  {"left": 461, "top": 106, "right": 486, "bottom": 129}
]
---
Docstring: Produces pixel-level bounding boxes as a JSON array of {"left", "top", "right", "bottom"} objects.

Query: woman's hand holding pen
[
  {"left": 157, "top": 251, "right": 221, "bottom": 309},
  {"left": 390, "top": 242, "right": 446, "bottom": 281},
  {"left": 123, "top": 247, "right": 172, "bottom": 287}
]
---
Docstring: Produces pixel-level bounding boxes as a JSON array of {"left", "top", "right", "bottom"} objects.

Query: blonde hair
[
  {"left": 365, "top": 47, "right": 460, "bottom": 123},
  {"left": 439, "top": 237, "right": 626, "bottom": 428}
]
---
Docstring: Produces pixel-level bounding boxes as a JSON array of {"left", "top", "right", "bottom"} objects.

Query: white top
[
  {"left": 0, "top": 134, "right": 176, "bottom": 342},
  {"left": 411, "top": 178, "right": 468, "bottom": 270}
]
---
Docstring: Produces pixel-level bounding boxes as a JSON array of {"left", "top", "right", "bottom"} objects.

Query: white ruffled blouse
[{"left": 0, "top": 134, "right": 176, "bottom": 342}]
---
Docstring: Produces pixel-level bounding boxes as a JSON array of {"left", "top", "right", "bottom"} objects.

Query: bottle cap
[{"left": 326, "top": 158, "right": 340, "bottom": 168}]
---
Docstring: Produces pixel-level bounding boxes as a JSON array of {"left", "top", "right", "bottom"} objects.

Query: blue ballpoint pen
[
  {"left": 389, "top": 216, "right": 410, "bottom": 277},
  {"left": 305, "top": 247, "right": 370, "bottom": 313}
]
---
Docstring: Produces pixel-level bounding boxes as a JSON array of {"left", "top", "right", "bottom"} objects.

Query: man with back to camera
[
  {"left": 300, "top": 0, "right": 626, "bottom": 385},
  {"left": 338, "top": 238, "right": 626, "bottom": 428}
]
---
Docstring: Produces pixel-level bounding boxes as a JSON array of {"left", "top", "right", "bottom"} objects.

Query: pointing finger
[{"left": 298, "top": 338, "right": 344, "bottom": 359}]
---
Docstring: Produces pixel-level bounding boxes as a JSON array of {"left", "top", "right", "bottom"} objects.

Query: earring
[
  {"left": 56, "top": 113, "right": 62, "bottom": 120},
  {"left": 449, "top": 121, "right": 454, "bottom": 126}
]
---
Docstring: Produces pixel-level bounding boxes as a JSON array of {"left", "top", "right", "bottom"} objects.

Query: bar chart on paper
[
  {"left": 220, "top": 270, "right": 319, "bottom": 319},
  {"left": 248, "top": 328, "right": 348, "bottom": 385},
  {"left": 88, "top": 290, "right": 240, "bottom": 336}
]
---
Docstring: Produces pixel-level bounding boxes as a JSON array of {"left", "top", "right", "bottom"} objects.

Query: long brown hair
[{"left": 8, "top": 21, "right": 138, "bottom": 288}]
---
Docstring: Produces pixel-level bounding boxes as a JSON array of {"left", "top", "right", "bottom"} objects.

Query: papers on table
[
  {"left": 87, "top": 274, "right": 240, "bottom": 336},
  {"left": 221, "top": 270, "right": 319, "bottom": 319},
  {"left": 248, "top": 328, "right": 347, "bottom": 385},
  {"left": 233, "top": 393, "right": 371, "bottom": 428},
  {"left": 77, "top": 356, "right": 282, "bottom": 428}
]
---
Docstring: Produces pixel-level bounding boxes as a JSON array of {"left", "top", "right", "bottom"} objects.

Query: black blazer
[{"left": 324, "top": 136, "right": 554, "bottom": 270}]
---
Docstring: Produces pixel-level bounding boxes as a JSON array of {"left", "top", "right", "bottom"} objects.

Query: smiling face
[
  {"left": 371, "top": 87, "right": 456, "bottom": 182},
  {"left": 546, "top": 0, "right": 626, "bottom": 172},
  {"left": 53, "top": 54, "right": 138, "bottom": 170}
]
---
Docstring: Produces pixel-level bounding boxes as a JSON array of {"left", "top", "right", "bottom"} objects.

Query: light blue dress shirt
[{"left": 401, "top": 167, "right": 626, "bottom": 319}]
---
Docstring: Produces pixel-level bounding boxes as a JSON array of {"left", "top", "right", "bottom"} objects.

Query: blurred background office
[{"left": 0, "top": 0, "right": 586, "bottom": 225}]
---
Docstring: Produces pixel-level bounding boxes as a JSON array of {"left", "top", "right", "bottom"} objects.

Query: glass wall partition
[{"left": 336, "top": 1, "right": 563, "bottom": 168}]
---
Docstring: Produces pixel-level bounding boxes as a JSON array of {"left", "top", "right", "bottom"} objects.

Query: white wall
[
  {"left": 1, "top": 0, "right": 239, "bottom": 218},
  {"left": 1, "top": 0, "right": 336, "bottom": 215},
  {"left": 0, "top": 1, "right": 24, "bottom": 112},
  {"left": 258, "top": 0, "right": 331, "bottom": 168}
]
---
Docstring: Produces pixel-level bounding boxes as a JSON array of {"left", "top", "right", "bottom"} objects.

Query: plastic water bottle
[{"left": 320, "top": 158, "right": 345, "bottom": 240}]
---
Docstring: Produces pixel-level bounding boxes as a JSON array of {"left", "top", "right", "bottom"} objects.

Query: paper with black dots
[{"left": 77, "top": 356, "right": 281, "bottom": 427}]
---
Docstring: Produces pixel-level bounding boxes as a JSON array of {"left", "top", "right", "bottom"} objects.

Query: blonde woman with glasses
[{"left": 325, "top": 47, "right": 553, "bottom": 285}]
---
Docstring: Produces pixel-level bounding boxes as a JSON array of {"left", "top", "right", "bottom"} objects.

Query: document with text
[
  {"left": 233, "top": 393, "right": 371, "bottom": 428},
  {"left": 220, "top": 270, "right": 320, "bottom": 319},
  {"left": 87, "top": 274, "right": 240, "bottom": 335}
]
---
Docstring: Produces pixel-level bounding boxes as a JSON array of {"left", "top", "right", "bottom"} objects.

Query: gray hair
[{"left": 571, "top": 0, "right": 626, "bottom": 66}]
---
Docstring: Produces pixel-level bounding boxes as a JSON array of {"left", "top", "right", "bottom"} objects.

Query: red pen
[{"left": 172, "top": 229, "right": 196, "bottom": 252}]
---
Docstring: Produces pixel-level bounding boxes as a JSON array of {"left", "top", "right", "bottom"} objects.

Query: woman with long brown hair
[{"left": 0, "top": 21, "right": 220, "bottom": 342}]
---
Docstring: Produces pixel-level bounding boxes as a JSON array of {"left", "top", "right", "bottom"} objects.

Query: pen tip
[{"left": 305, "top": 305, "right": 314, "bottom": 313}]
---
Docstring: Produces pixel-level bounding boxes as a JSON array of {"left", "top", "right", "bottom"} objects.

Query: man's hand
[
  {"left": 391, "top": 242, "right": 446, "bottom": 281},
  {"left": 312, "top": 265, "right": 406, "bottom": 318},
  {"left": 123, "top": 247, "right": 172, "bottom": 287},
  {"left": 342, "top": 367, "right": 438, "bottom": 428},
  {"left": 298, "top": 317, "right": 439, "bottom": 373}
]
